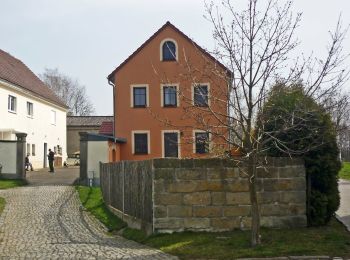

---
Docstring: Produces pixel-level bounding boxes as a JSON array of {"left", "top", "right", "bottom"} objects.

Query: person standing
[
  {"left": 48, "top": 149, "right": 55, "bottom": 173},
  {"left": 25, "top": 154, "right": 34, "bottom": 171}
]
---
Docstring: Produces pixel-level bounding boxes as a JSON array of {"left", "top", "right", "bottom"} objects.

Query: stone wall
[
  {"left": 100, "top": 157, "right": 306, "bottom": 234},
  {"left": 152, "top": 158, "right": 306, "bottom": 233}
]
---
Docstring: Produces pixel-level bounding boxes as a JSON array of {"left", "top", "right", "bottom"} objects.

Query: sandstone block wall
[
  {"left": 100, "top": 158, "right": 307, "bottom": 234},
  {"left": 152, "top": 158, "right": 306, "bottom": 233}
]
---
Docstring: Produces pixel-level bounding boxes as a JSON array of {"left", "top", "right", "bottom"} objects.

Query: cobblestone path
[{"left": 0, "top": 186, "right": 177, "bottom": 259}]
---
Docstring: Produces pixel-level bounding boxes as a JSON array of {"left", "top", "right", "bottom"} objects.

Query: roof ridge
[
  {"left": 0, "top": 49, "right": 68, "bottom": 109},
  {"left": 107, "top": 21, "right": 231, "bottom": 81}
]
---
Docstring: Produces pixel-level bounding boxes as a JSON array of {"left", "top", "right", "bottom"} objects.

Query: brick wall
[{"left": 100, "top": 158, "right": 306, "bottom": 234}]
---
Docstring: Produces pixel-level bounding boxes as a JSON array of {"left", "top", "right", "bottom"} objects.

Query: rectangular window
[
  {"left": 26, "top": 143, "right": 31, "bottom": 155},
  {"left": 194, "top": 85, "right": 209, "bottom": 107},
  {"left": 133, "top": 87, "right": 147, "bottom": 107},
  {"left": 57, "top": 145, "right": 62, "bottom": 155},
  {"left": 32, "top": 144, "right": 36, "bottom": 156},
  {"left": 51, "top": 110, "right": 56, "bottom": 125},
  {"left": 27, "top": 102, "right": 33, "bottom": 117},
  {"left": 134, "top": 133, "right": 148, "bottom": 154},
  {"left": 164, "top": 132, "right": 179, "bottom": 158},
  {"left": 8, "top": 95, "right": 17, "bottom": 112},
  {"left": 195, "top": 132, "right": 209, "bottom": 154},
  {"left": 163, "top": 86, "right": 177, "bottom": 107}
]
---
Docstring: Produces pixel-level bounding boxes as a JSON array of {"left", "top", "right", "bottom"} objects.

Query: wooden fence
[{"left": 100, "top": 160, "right": 153, "bottom": 225}]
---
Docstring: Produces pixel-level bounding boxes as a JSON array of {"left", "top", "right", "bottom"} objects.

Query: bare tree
[
  {"left": 150, "top": 0, "right": 349, "bottom": 247},
  {"left": 40, "top": 68, "right": 95, "bottom": 116},
  {"left": 201, "top": 0, "right": 349, "bottom": 246}
]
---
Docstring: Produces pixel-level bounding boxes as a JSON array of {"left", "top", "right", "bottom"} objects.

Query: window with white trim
[
  {"left": 133, "top": 132, "right": 149, "bottom": 155},
  {"left": 131, "top": 85, "right": 149, "bottom": 108},
  {"left": 26, "top": 143, "right": 31, "bottom": 155},
  {"left": 163, "top": 132, "right": 179, "bottom": 158},
  {"left": 194, "top": 84, "right": 209, "bottom": 107},
  {"left": 51, "top": 110, "right": 56, "bottom": 125},
  {"left": 27, "top": 102, "right": 33, "bottom": 117},
  {"left": 32, "top": 144, "right": 36, "bottom": 156},
  {"left": 8, "top": 95, "right": 17, "bottom": 112},
  {"left": 162, "top": 40, "right": 177, "bottom": 61},
  {"left": 195, "top": 132, "right": 210, "bottom": 154},
  {"left": 162, "top": 85, "right": 178, "bottom": 107}
]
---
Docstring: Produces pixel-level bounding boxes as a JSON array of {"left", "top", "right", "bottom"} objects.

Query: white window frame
[
  {"left": 51, "top": 110, "right": 56, "bottom": 125},
  {"left": 130, "top": 84, "right": 149, "bottom": 108},
  {"left": 193, "top": 130, "right": 212, "bottom": 154},
  {"left": 161, "top": 130, "right": 181, "bottom": 158},
  {"left": 8, "top": 95, "right": 17, "bottom": 113},
  {"left": 131, "top": 130, "right": 151, "bottom": 155},
  {"left": 32, "top": 144, "right": 36, "bottom": 156},
  {"left": 26, "top": 143, "right": 31, "bottom": 155},
  {"left": 160, "top": 84, "right": 180, "bottom": 107},
  {"left": 160, "top": 38, "right": 178, "bottom": 61},
  {"left": 27, "top": 101, "right": 34, "bottom": 118},
  {"left": 192, "top": 83, "right": 211, "bottom": 107}
]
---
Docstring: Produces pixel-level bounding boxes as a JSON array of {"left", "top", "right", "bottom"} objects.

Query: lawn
[
  {"left": 339, "top": 162, "right": 350, "bottom": 180},
  {"left": 0, "top": 178, "right": 27, "bottom": 189},
  {"left": 75, "top": 186, "right": 127, "bottom": 231},
  {"left": 76, "top": 186, "right": 350, "bottom": 259},
  {"left": 138, "top": 219, "right": 350, "bottom": 259}
]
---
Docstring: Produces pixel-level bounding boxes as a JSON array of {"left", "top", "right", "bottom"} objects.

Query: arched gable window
[{"left": 161, "top": 40, "right": 177, "bottom": 61}]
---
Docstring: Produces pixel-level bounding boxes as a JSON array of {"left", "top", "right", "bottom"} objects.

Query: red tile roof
[
  {"left": 0, "top": 49, "right": 67, "bottom": 108},
  {"left": 99, "top": 121, "right": 114, "bottom": 136},
  {"left": 107, "top": 21, "right": 232, "bottom": 81}
]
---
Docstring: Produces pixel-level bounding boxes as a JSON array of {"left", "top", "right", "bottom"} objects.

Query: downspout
[{"left": 107, "top": 76, "right": 116, "bottom": 137}]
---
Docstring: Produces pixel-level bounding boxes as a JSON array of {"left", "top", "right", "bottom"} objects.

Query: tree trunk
[{"left": 248, "top": 154, "right": 261, "bottom": 246}]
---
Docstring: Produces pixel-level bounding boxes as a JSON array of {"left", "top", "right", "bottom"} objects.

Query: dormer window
[{"left": 161, "top": 39, "right": 177, "bottom": 61}]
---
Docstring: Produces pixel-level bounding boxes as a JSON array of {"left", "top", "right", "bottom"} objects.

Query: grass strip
[
  {"left": 75, "top": 186, "right": 127, "bottom": 232},
  {"left": 0, "top": 178, "right": 27, "bottom": 189},
  {"left": 339, "top": 162, "right": 350, "bottom": 180},
  {"left": 141, "top": 219, "right": 350, "bottom": 259}
]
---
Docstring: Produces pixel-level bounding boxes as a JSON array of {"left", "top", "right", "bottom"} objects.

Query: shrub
[{"left": 260, "top": 84, "right": 340, "bottom": 226}]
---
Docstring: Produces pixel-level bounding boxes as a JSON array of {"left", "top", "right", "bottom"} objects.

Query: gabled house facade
[
  {"left": 0, "top": 49, "right": 67, "bottom": 169},
  {"left": 108, "top": 22, "right": 231, "bottom": 161}
]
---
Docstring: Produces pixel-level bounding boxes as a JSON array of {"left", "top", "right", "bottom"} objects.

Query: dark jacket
[{"left": 48, "top": 151, "right": 55, "bottom": 161}]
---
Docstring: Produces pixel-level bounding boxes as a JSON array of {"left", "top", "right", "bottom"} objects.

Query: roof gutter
[{"left": 107, "top": 76, "right": 116, "bottom": 137}]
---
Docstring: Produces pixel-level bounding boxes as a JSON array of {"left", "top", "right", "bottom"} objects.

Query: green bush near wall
[{"left": 261, "top": 85, "right": 340, "bottom": 226}]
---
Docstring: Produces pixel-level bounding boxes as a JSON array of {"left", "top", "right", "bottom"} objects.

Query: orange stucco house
[{"left": 107, "top": 22, "right": 231, "bottom": 161}]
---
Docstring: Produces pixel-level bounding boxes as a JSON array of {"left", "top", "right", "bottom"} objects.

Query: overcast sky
[{"left": 1, "top": 0, "right": 349, "bottom": 115}]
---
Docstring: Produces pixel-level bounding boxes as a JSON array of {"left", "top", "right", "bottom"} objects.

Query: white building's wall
[
  {"left": 0, "top": 80, "right": 67, "bottom": 169},
  {"left": 87, "top": 141, "right": 108, "bottom": 180},
  {"left": 0, "top": 142, "right": 17, "bottom": 174}
]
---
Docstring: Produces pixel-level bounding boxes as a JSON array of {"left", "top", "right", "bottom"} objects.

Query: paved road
[
  {"left": 25, "top": 166, "right": 80, "bottom": 186},
  {"left": 337, "top": 179, "right": 350, "bottom": 231},
  {"left": 0, "top": 168, "right": 176, "bottom": 259}
]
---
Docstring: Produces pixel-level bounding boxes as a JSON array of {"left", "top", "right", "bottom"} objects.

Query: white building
[{"left": 0, "top": 49, "right": 67, "bottom": 169}]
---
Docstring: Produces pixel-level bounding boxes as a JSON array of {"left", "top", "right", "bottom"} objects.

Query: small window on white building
[
  {"left": 32, "top": 144, "right": 36, "bottom": 156},
  {"left": 51, "top": 110, "right": 56, "bottom": 125},
  {"left": 8, "top": 95, "right": 17, "bottom": 113},
  {"left": 57, "top": 145, "right": 62, "bottom": 155},
  {"left": 26, "top": 143, "right": 31, "bottom": 155},
  {"left": 27, "top": 102, "right": 33, "bottom": 117}
]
